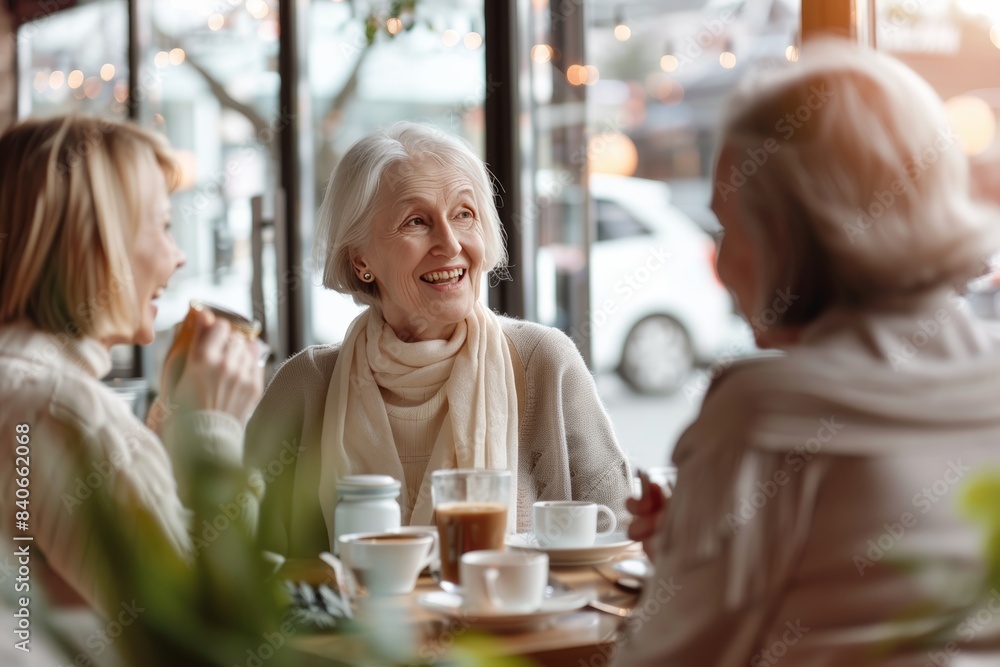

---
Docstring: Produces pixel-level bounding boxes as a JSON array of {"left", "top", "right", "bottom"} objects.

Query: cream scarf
[{"left": 319, "top": 302, "right": 519, "bottom": 544}]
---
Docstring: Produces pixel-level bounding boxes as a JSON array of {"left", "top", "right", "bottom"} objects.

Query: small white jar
[{"left": 333, "top": 474, "right": 402, "bottom": 554}]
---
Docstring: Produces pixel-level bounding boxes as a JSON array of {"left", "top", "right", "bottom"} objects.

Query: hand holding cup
[{"left": 165, "top": 301, "right": 265, "bottom": 425}]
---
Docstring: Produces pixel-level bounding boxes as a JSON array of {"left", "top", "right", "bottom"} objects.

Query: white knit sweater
[
  {"left": 0, "top": 322, "right": 250, "bottom": 614},
  {"left": 246, "top": 315, "right": 633, "bottom": 557}
]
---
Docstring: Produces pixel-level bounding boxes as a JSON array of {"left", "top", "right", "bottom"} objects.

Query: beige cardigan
[
  {"left": 615, "top": 291, "right": 1000, "bottom": 666},
  {"left": 245, "top": 315, "right": 633, "bottom": 557}
]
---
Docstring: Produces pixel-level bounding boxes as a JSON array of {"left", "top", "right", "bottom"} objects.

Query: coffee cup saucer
[
  {"left": 505, "top": 532, "right": 636, "bottom": 566},
  {"left": 416, "top": 590, "right": 588, "bottom": 630}
]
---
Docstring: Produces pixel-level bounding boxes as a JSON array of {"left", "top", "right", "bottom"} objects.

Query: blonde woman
[
  {"left": 0, "top": 116, "right": 264, "bottom": 613},
  {"left": 620, "top": 40, "right": 1000, "bottom": 665}
]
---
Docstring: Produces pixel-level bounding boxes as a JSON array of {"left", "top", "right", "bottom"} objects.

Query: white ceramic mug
[
  {"left": 533, "top": 500, "right": 618, "bottom": 548},
  {"left": 338, "top": 531, "right": 435, "bottom": 595},
  {"left": 460, "top": 550, "right": 548, "bottom": 614}
]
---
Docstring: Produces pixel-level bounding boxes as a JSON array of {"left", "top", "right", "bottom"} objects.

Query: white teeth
[{"left": 421, "top": 269, "right": 465, "bottom": 284}]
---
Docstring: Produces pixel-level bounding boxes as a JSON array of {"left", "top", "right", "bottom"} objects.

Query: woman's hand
[
  {"left": 171, "top": 310, "right": 265, "bottom": 424},
  {"left": 626, "top": 469, "right": 669, "bottom": 561}
]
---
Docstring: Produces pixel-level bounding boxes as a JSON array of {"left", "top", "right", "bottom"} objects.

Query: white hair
[
  {"left": 314, "top": 121, "right": 508, "bottom": 308},
  {"left": 716, "top": 37, "right": 1000, "bottom": 323}
]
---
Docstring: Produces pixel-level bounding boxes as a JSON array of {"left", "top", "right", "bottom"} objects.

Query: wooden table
[{"left": 285, "top": 550, "right": 643, "bottom": 666}]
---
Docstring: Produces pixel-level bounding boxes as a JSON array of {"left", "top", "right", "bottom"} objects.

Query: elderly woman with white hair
[
  {"left": 246, "top": 122, "right": 631, "bottom": 556},
  {"left": 619, "top": 39, "right": 1000, "bottom": 666}
]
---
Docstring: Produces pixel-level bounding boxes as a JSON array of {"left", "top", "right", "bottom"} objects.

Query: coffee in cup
[
  {"left": 431, "top": 469, "right": 511, "bottom": 585},
  {"left": 338, "top": 530, "right": 435, "bottom": 596},
  {"left": 532, "top": 500, "right": 618, "bottom": 548}
]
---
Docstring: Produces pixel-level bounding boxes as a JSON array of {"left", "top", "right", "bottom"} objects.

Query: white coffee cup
[
  {"left": 533, "top": 500, "right": 618, "bottom": 548},
  {"left": 338, "top": 531, "right": 435, "bottom": 595},
  {"left": 460, "top": 550, "right": 548, "bottom": 614}
]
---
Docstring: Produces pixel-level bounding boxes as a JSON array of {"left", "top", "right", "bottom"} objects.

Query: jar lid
[{"left": 337, "top": 474, "right": 401, "bottom": 496}]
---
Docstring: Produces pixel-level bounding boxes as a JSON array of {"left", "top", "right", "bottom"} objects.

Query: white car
[{"left": 537, "top": 174, "right": 739, "bottom": 394}]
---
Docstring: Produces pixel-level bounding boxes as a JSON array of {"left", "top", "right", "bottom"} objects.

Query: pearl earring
[{"left": 363, "top": 272, "right": 373, "bottom": 282}]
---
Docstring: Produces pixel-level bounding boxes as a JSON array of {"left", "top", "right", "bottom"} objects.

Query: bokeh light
[
  {"left": 531, "top": 44, "right": 553, "bottom": 63},
  {"left": 945, "top": 95, "right": 997, "bottom": 156},
  {"left": 589, "top": 132, "right": 639, "bottom": 177},
  {"left": 246, "top": 0, "right": 269, "bottom": 20},
  {"left": 464, "top": 32, "right": 483, "bottom": 50}
]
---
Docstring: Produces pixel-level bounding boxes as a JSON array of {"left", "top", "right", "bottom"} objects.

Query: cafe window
[
  {"left": 872, "top": 0, "right": 1000, "bottom": 318},
  {"left": 525, "top": 0, "right": 795, "bottom": 471},
  {"left": 10, "top": 0, "right": 803, "bottom": 470}
]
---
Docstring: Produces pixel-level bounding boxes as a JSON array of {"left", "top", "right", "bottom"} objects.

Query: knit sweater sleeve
[
  {"left": 244, "top": 345, "right": 339, "bottom": 556},
  {"left": 506, "top": 319, "right": 633, "bottom": 532}
]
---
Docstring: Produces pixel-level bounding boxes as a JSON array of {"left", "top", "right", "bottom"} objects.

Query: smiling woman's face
[{"left": 353, "top": 158, "right": 486, "bottom": 341}]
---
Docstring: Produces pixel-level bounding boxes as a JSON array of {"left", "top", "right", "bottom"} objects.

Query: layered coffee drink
[{"left": 435, "top": 502, "right": 507, "bottom": 584}]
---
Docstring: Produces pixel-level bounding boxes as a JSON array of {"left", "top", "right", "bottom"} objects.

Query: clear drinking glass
[{"left": 431, "top": 469, "right": 511, "bottom": 585}]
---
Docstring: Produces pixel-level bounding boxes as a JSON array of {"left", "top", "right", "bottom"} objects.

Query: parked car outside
[{"left": 537, "top": 173, "right": 745, "bottom": 395}]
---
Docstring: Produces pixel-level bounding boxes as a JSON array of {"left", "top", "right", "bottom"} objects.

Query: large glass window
[
  {"left": 16, "top": 0, "right": 128, "bottom": 120},
  {"left": 15, "top": 0, "right": 284, "bottom": 392},
  {"left": 138, "top": 0, "right": 283, "bottom": 388},
  {"left": 527, "top": 0, "right": 797, "bottom": 471},
  {"left": 307, "top": 0, "right": 487, "bottom": 346}
]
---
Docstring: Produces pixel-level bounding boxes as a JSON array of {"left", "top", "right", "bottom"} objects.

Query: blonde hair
[
  {"left": 315, "top": 121, "right": 508, "bottom": 308},
  {"left": 0, "top": 115, "right": 179, "bottom": 339},
  {"left": 716, "top": 38, "right": 1000, "bottom": 325}
]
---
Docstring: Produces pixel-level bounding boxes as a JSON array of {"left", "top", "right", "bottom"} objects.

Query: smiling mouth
[{"left": 420, "top": 268, "right": 465, "bottom": 285}]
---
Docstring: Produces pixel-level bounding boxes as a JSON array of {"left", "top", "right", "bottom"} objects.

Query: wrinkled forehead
[{"left": 379, "top": 156, "right": 476, "bottom": 202}]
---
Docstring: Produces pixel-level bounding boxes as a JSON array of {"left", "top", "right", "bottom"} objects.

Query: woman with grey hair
[
  {"left": 620, "top": 39, "right": 1000, "bottom": 665},
  {"left": 246, "top": 121, "right": 631, "bottom": 556}
]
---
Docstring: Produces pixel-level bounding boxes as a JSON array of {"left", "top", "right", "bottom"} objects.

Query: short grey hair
[
  {"left": 716, "top": 38, "right": 1000, "bottom": 326},
  {"left": 315, "top": 121, "right": 508, "bottom": 308}
]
